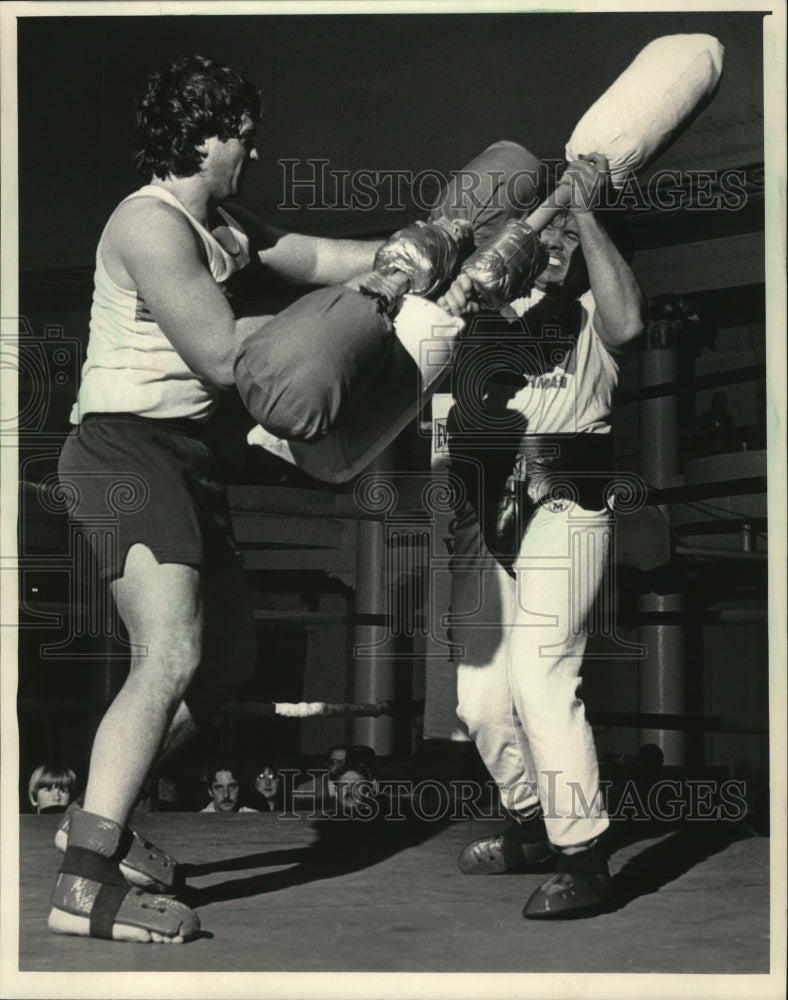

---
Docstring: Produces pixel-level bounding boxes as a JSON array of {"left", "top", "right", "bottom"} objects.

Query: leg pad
[
  {"left": 50, "top": 811, "right": 199, "bottom": 943},
  {"left": 55, "top": 803, "right": 181, "bottom": 893}
]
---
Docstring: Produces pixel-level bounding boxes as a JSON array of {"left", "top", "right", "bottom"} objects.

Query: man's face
[
  {"left": 200, "top": 113, "right": 258, "bottom": 201},
  {"left": 35, "top": 782, "right": 71, "bottom": 813},
  {"left": 534, "top": 215, "right": 587, "bottom": 295},
  {"left": 333, "top": 769, "right": 373, "bottom": 815},
  {"left": 210, "top": 770, "right": 241, "bottom": 812},
  {"left": 327, "top": 749, "right": 347, "bottom": 780}
]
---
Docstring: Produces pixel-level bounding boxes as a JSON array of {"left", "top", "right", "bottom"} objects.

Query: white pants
[{"left": 451, "top": 498, "right": 612, "bottom": 847}]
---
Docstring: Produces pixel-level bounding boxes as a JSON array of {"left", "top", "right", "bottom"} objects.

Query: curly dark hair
[{"left": 133, "top": 54, "right": 261, "bottom": 180}]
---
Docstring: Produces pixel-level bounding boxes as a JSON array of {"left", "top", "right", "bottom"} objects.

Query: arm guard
[
  {"left": 460, "top": 218, "right": 548, "bottom": 310},
  {"left": 374, "top": 217, "right": 474, "bottom": 296}
]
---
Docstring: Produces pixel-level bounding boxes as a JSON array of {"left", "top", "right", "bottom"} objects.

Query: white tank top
[
  {"left": 505, "top": 287, "right": 619, "bottom": 438},
  {"left": 71, "top": 185, "right": 250, "bottom": 424}
]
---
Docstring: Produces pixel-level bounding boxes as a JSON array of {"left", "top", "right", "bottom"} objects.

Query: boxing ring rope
[
  {"left": 215, "top": 700, "right": 767, "bottom": 734},
  {"left": 18, "top": 459, "right": 768, "bottom": 757},
  {"left": 220, "top": 699, "right": 400, "bottom": 719},
  {"left": 19, "top": 453, "right": 768, "bottom": 752},
  {"left": 15, "top": 696, "right": 767, "bottom": 735},
  {"left": 613, "top": 363, "right": 766, "bottom": 407}
]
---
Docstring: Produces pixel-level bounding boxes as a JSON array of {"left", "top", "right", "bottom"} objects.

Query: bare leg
[
  {"left": 81, "top": 544, "right": 205, "bottom": 825},
  {"left": 50, "top": 544, "right": 208, "bottom": 942},
  {"left": 153, "top": 561, "right": 257, "bottom": 771}
]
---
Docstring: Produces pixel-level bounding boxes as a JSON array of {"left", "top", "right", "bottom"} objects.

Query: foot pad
[
  {"left": 55, "top": 804, "right": 181, "bottom": 894},
  {"left": 49, "top": 808, "right": 199, "bottom": 943},
  {"left": 49, "top": 876, "right": 199, "bottom": 943}
]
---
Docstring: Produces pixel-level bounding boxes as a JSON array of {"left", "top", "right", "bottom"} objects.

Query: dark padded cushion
[
  {"left": 429, "top": 140, "right": 544, "bottom": 248},
  {"left": 235, "top": 143, "right": 544, "bottom": 444},
  {"left": 235, "top": 286, "right": 392, "bottom": 442}
]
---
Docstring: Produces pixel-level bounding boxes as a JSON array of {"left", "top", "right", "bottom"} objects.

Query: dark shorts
[{"left": 57, "top": 412, "right": 242, "bottom": 580}]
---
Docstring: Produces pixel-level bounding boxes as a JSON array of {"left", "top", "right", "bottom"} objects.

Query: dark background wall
[{"left": 18, "top": 10, "right": 765, "bottom": 270}]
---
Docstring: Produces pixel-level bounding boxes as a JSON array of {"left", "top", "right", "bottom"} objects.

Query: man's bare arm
[
  {"left": 108, "top": 199, "right": 261, "bottom": 387},
  {"left": 573, "top": 210, "right": 644, "bottom": 351},
  {"left": 226, "top": 202, "right": 381, "bottom": 286},
  {"left": 565, "top": 154, "right": 645, "bottom": 351}
]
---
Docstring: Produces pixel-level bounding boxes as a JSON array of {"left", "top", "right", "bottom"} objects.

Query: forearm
[
  {"left": 257, "top": 232, "right": 381, "bottom": 286},
  {"left": 311, "top": 236, "right": 382, "bottom": 285},
  {"left": 574, "top": 211, "right": 645, "bottom": 347}
]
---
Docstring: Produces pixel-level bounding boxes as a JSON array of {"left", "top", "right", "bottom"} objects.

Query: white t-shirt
[
  {"left": 503, "top": 287, "right": 619, "bottom": 438},
  {"left": 200, "top": 802, "right": 258, "bottom": 813}
]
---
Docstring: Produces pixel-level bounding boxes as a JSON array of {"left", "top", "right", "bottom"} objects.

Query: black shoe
[
  {"left": 458, "top": 818, "right": 553, "bottom": 875},
  {"left": 522, "top": 843, "right": 613, "bottom": 919}
]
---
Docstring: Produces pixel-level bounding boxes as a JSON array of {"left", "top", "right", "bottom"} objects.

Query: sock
[
  {"left": 505, "top": 805, "right": 547, "bottom": 845},
  {"left": 558, "top": 837, "right": 599, "bottom": 857},
  {"left": 509, "top": 804, "right": 543, "bottom": 826}
]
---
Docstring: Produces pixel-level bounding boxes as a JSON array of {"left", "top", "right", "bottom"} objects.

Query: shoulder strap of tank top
[{"left": 122, "top": 184, "right": 210, "bottom": 232}]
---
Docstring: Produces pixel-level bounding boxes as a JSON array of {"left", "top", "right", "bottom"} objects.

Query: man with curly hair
[{"left": 51, "top": 54, "right": 387, "bottom": 944}]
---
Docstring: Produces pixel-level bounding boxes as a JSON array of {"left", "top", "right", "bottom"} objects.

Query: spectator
[
  {"left": 331, "top": 760, "right": 378, "bottom": 819},
  {"left": 326, "top": 744, "right": 350, "bottom": 781},
  {"left": 131, "top": 772, "right": 182, "bottom": 814},
  {"left": 292, "top": 744, "right": 378, "bottom": 812},
  {"left": 155, "top": 774, "right": 181, "bottom": 812},
  {"left": 28, "top": 762, "right": 76, "bottom": 814},
  {"left": 200, "top": 762, "right": 257, "bottom": 814},
  {"left": 690, "top": 392, "right": 738, "bottom": 455},
  {"left": 346, "top": 744, "right": 377, "bottom": 774},
  {"left": 251, "top": 764, "right": 283, "bottom": 812},
  {"left": 292, "top": 744, "right": 348, "bottom": 810}
]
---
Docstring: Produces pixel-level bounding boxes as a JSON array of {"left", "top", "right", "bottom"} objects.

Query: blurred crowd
[{"left": 25, "top": 743, "right": 382, "bottom": 818}]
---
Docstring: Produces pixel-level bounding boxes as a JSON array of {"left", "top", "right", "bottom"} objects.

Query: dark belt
[{"left": 448, "top": 430, "right": 615, "bottom": 576}]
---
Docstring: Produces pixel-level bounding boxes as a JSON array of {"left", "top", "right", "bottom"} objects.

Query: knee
[
  {"left": 455, "top": 699, "right": 482, "bottom": 740},
  {"left": 129, "top": 625, "right": 203, "bottom": 703},
  {"left": 456, "top": 684, "right": 505, "bottom": 742},
  {"left": 514, "top": 671, "right": 584, "bottom": 728}
]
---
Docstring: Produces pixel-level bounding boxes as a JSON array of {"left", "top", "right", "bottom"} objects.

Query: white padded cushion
[{"left": 565, "top": 34, "right": 725, "bottom": 188}]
